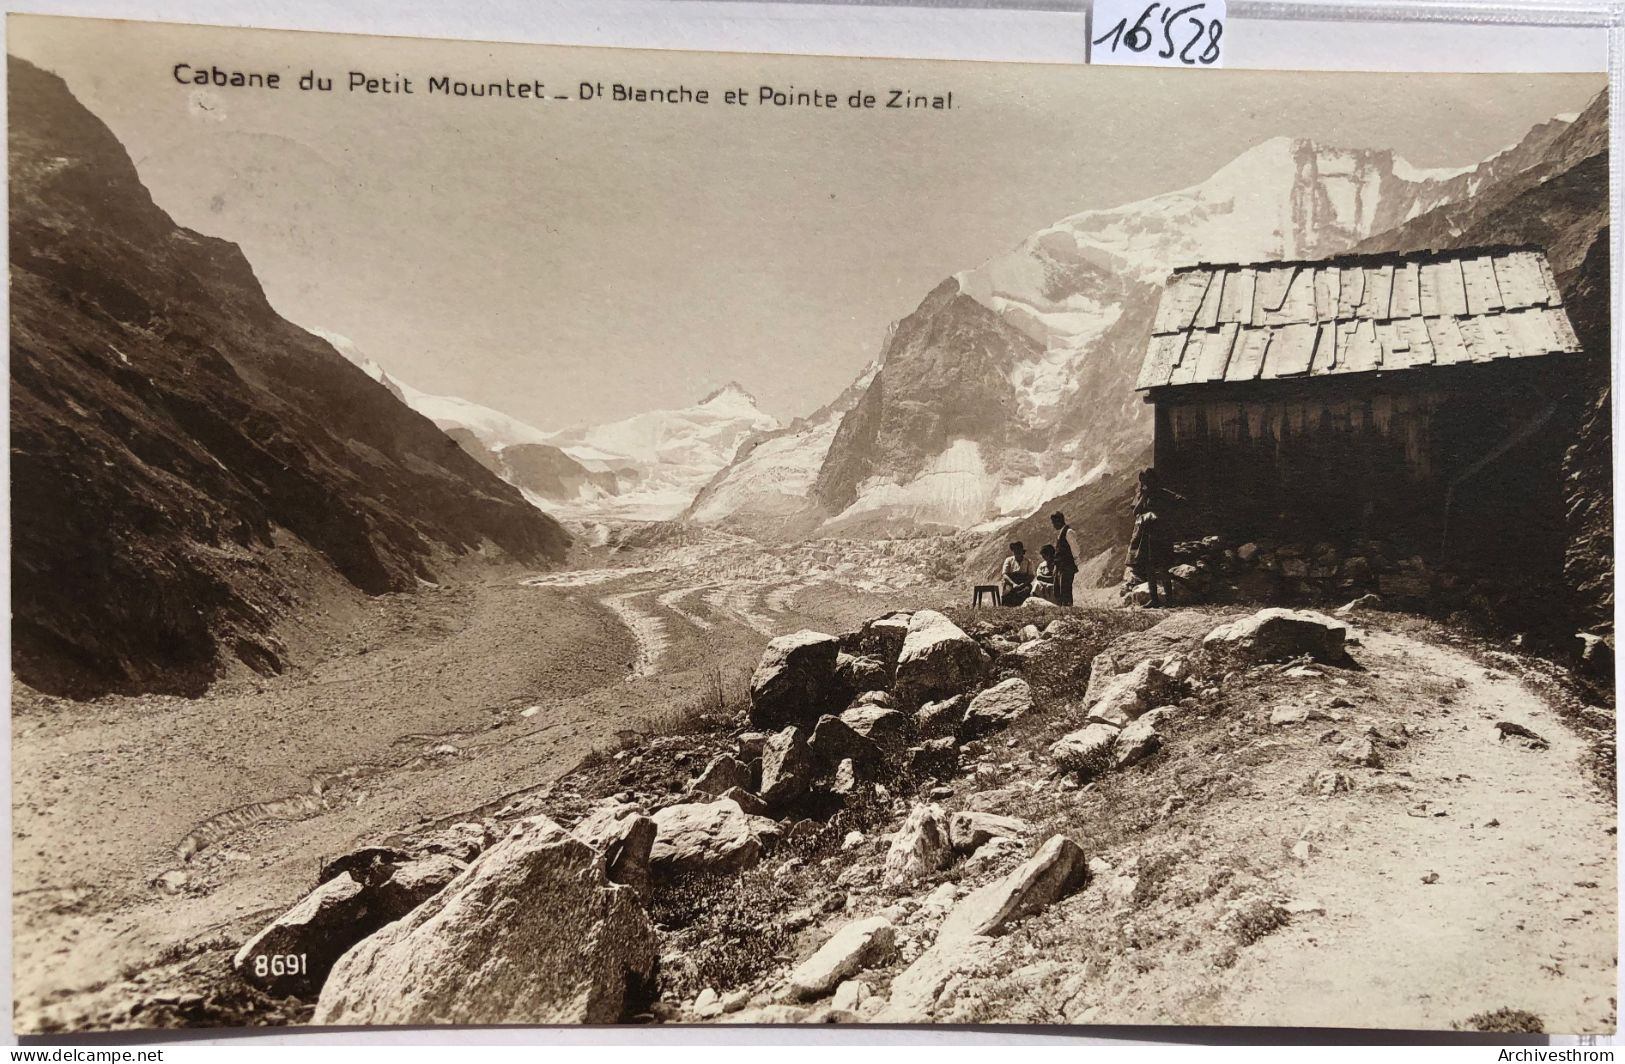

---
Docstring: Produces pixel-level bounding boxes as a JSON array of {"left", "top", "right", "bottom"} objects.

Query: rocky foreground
[{"left": 199, "top": 595, "right": 1623, "bottom": 1031}]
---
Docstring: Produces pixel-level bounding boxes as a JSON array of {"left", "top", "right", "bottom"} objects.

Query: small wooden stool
[{"left": 973, "top": 584, "right": 1001, "bottom": 607}]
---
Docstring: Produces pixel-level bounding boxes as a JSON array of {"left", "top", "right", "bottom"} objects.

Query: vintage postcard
[{"left": 7, "top": 12, "right": 1614, "bottom": 1035}]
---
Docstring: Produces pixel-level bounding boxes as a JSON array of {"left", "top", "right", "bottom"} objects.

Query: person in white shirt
[{"left": 999, "top": 541, "right": 1034, "bottom": 606}]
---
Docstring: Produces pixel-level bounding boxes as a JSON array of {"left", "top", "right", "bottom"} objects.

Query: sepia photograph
[{"left": 6, "top": 11, "right": 1615, "bottom": 1037}]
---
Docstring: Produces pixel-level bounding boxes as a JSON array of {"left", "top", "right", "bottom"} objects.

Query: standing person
[
  {"left": 1050, "top": 511, "right": 1081, "bottom": 606},
  {"left": 999, "top": 541, "right": 1034, "bottom": 606},
  {"left": 1129, "top": 468, "right": 1178, "bottom": 607}
]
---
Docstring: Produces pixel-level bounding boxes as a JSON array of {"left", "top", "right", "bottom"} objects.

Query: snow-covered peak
[{"left": 535, "top": 382, "right": 781, "bottom": 521}]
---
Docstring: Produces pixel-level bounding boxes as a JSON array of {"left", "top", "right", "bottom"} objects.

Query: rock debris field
[{"left": 215, "top": 599, "right": 1616, "bottom": 1032}]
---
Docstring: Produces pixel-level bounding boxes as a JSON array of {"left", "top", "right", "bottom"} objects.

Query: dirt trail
[
  {"left": 1221, "top": 628, "right": 1617, "bottom": 1032},
  {"left": 888, "top": 614, "right": 1616, "bottom": 1035}
]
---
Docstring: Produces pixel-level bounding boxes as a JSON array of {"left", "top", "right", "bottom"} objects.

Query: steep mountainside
[
  {"left": 316, "top": 329, "right": 555, "bottom": 453},
  {"left": 812, "top": 279, "right": 1047, "bottom": 535},
  {"left": 697, "top": 117, "right": 1583, "bottom": 547},
  {"left": 9, "top": 58, "right": 569, "bottom": 697},
  {"left": 1355, "top": 90, "right": 1611, "bottom": 628}
]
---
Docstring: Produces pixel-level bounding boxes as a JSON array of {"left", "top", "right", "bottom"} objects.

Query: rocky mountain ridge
[{"left": 9, "top": 58, "right": 570, "bottom": 697}]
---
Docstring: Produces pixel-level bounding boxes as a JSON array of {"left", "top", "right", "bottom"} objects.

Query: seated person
[
  {"left": 999, "top": 541, "right": 1034, "bottom": 606},
  {"left": 1030, "top": 544, "right": 1059, "bottom": 603}
]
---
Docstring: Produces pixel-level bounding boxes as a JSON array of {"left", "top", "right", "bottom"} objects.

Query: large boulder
[
  {"left": 1008, "top": 635, "right": 1086, "bottom": 688},
  {"left": 573, "top": 803, "right": 657, "bottom": 899},
  {"left": 750, "top": 630, "right": 842, "bottom": 728},
  {"left": 835, "top": 652, "right": 888, "bottom": 695},
  {"left": 894, "top": 611, "right": 988, "bottom": 705},
  {"left": 1082, "top": 612, "right": 1212, "bottom": 697},
  {"left": 715, "top": 786, "right": 771, "bottom": 817},
  {"left": 784, "top": 916, "right": 897, "bottom": 1001},
  {"left": 881, "top": 803, "right": 953, "bottom": 887},
  {"left": 398, "top": 821, "right": 494, "bottom": 864},
  {"left": 1050, "top": 723, "right": 1119, "bottom": 779},
  {"left": 690, "top": 754, "right": 752, "bottom": 797},
  {"left": 760, "top": 726, "right": 815, "bottom": 809},
  {"left": 375, "top": 854, "right": 470, "bottom": 922},
  {"left": 1082, "top": 651, "right": 1129, "bottom": 705},
  {"left": 234, "top": 873, "right": 386, "bottom": 998},
  {"left": 961, "top": 677, "right": 1034, "bottom": 736},
  {"left": 848, "top": 612, "right": 912, "bottom": 665},
  {"left": 650, "top": 799, "right": 779, "bottom": 878},
  {"left": 808, "top": 715, "right": 882, "bottom": 773},
  {"left": 1086, "top": 659, "right": 1180, "bottom": 727},
  {"left": 1113, "top": 716, "right": 1162, "bottom": 769},
  {"left": 938, "top": 835, "right": 1088, "bottom": 940},
  {"left": 313, "top": 817, "right": 656, "bottom": 1026},
  {"left": 872, "top": 936, "right": 998, "bottom": 1023},
  {"left": 1202, "top": 608, "right": 1348, "bottom": 664},
  {"left": 838, "top": 704, "right": 911, "bottom": 760}
]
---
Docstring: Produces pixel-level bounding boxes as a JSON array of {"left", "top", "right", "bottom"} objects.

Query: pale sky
[{"left": 9, "top": 15, "right": 1604, "bottom": 429}]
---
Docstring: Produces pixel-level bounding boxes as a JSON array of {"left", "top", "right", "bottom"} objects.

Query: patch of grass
[
  {"left": 644, "top": 663, "right": 753, "bottom": 737},
  {"left": 648, "top": 798, "right": 898, "bottom": 1001},
  {"left": 650, "top": 869, "right": 796, "bottom": 994},
  {"left": 150, "top": 935, "right": 235, "bottom": 968},
  {"left": 1228, "top": 897, "right": 1289, "bottom": 946},
  {"left": 647, "top": 763, "right": 945, "bottom": 1002},
  {"left": 1458, "top": 1007, "right": 1545, "bottom": 1033}
]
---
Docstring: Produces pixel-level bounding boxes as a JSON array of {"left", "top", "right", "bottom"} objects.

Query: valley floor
[
  {"left": 9, "top": 534, "right": 1616, "bottom": 1038},
  {"left": 11, "top": 538, "right": 941, "bottom": 1033}
]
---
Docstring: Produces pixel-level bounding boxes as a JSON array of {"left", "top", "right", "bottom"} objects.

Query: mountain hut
[{"left": 1135, "top": 245, "right": 1592, "bottom": 582}]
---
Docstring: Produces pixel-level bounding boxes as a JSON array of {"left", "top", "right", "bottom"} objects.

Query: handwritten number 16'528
[{"left": 1094, "top": 2, "right": 1223, "bottom": 65}]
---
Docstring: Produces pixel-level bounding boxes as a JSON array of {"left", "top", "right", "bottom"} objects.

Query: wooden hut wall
[{"left": 1151, "top": 375, "right": 1570, "bottom": 563}]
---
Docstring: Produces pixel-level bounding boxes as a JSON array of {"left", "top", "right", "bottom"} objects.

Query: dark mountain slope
[{"left": 9, "top": 58, "right": 569, "bottom": 697}]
